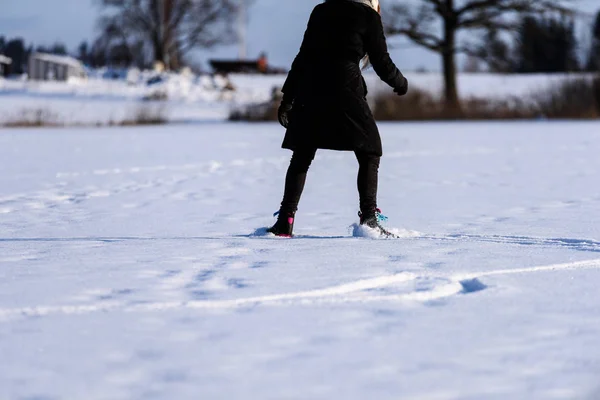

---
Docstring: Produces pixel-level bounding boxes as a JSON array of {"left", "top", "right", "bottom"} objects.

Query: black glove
[
  {"left": 278, "top": 100, "right": 293, "bottom": 128},
  {"left": 394, "top": 77, "right": 409, "bottom": 96}
]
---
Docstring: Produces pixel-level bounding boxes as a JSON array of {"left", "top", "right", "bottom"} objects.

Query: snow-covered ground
[
  {"left": 0, "top": 72, "right": 590, "bottom": 125},
  {"left": 1, "top": 121, "right": 600, "bottom": 399}
]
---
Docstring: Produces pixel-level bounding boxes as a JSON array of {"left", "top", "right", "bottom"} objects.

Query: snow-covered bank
[
  {"left": 0, "top": 73, "right": 593, "bottom": 126},
  {"left": 0, "top": 72, "right": 271, "bottom": 126},
  {"left": 1, "top": 121, "right": 600, "bottom": 399}
]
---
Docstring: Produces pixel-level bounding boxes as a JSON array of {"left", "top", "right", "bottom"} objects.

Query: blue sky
[
  {"left": 1, "top": 0, "right": 598, "bottom": 71},
  {"left": 0, "top": 0, "right": 97, "bottom": 48}
]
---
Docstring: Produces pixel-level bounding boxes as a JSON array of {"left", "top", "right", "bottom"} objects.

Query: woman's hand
[
  {"left": 278, "top": 101, "right": 293, "bottom": 128},
  {"left": 394, "top": 77, "right": 409, "bottom": 96}
]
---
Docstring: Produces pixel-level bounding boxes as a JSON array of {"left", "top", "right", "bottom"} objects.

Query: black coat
[{"left": 281, "top": 0, "right": 406, "bottom": 156}]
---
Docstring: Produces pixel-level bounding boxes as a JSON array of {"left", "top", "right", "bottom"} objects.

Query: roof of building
[
  {"left": 0, "top": 55, "right": 12, "bottom": 64},
  {"left": 30, "top": 52, "right": 83, "bottom": 69}
]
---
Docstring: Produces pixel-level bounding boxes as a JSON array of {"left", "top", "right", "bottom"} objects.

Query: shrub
[
  {"left": 373, "top": 76, "right": 600, "bottom": 121},
  {"left": 532, "top": 76, "right": 600, "bottom": 119},
  {"left": 373, "top": 88, "right": 444, "bottom": 120},
  {"left": 119, "top": 103, "right": 168, "bottom": 126},
  {"left": 142, "top": 91, "right": 169, "bottom": 101},
  {"left": 229, "top": 86, "right": 280, "bottom": 122},
  {"left": 373, "top": 88, "right": 539, "bottom": 121},
  {"left": 2, "top": 108, "right": 61, "bottom": 127},
  {"left": 229, "top": 100, "right": 278, "bottom": 122}
]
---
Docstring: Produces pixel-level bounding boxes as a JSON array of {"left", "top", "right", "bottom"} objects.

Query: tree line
[{"left": 470, "top": 13, "right": 600, "bottom": 74}]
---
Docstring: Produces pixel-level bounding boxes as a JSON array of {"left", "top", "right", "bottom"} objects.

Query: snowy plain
[{"left": 1, "top": 121, "right": 600, "bottom": 399}]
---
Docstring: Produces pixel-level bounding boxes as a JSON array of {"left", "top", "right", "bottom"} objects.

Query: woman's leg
[
  {"left": 355, "top": 152, "right": 396, "bottom": 237},
  {"left": 355, "top": 151, "right": 381, "bottom": 217},
  {"left": 279, "top": 148, "right": 318, "bottom": 214}
]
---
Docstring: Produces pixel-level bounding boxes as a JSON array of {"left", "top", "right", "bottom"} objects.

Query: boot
[
  {"left": 359, "top": 208, "right": 397, "bottom": 238},
  {"left": 267, "top": 210, "right": 295, "bottom": 237}
]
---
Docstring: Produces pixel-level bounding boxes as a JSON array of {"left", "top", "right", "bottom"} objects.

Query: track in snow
[
  {"left": 419, "top": 234, "right": 600, "bottom": 253},
  {"left": 1, "top": 257, "right": 599, "bottom": 322}
]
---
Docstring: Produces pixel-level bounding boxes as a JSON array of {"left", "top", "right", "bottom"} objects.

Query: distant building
[
  {"left": 257, "top": 53, "right": 268, "bottom": 74},
  {"left": 209, "top": 53, "right": 286, "bottom": 75},
  {"left": 28, "top": 53, "right": 87, "bottom": 81},
  {"left": 0, "top": 54, "right": 11, "bottom": 77}
]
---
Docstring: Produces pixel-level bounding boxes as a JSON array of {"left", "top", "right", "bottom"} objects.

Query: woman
[{"left": 268, "top": 0, "right": 408, "bottom": 238}]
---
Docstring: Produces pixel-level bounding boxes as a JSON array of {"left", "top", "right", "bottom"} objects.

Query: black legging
[{"left": 279, "top": 149, "right": 380, "bottom": 215}]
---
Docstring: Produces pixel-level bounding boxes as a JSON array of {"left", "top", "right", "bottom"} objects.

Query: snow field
[{"left": 1, "top": 121, "right": 600, "bottom": 399}]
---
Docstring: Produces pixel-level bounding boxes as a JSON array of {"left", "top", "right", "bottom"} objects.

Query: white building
[
  {"left": 0, "top": 54, "right": 11, "bottom": 76},
  {"left": 28, "top": 53, "right": 87, "bottom": 81}
]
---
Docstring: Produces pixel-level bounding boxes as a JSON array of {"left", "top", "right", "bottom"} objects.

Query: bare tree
[
  {"left": 384, "top": 0, "right": 577, "bottom": 110},
  {"left": 472, "top": 29, "right": 513, "bottom": 73},
  {"left": 587, "top": 10, "right": 600, "bottom": 71},
  {"left": 97, "top": 0, "right": 238, "bottom": 70}
]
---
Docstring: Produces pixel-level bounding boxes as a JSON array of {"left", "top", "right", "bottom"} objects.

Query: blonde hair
[
  {"left": 371, "top": 0, "right": 380, "bottom": 13},
  {"left": 361, "top": 0, "right": 382, "bottom": 69}
]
